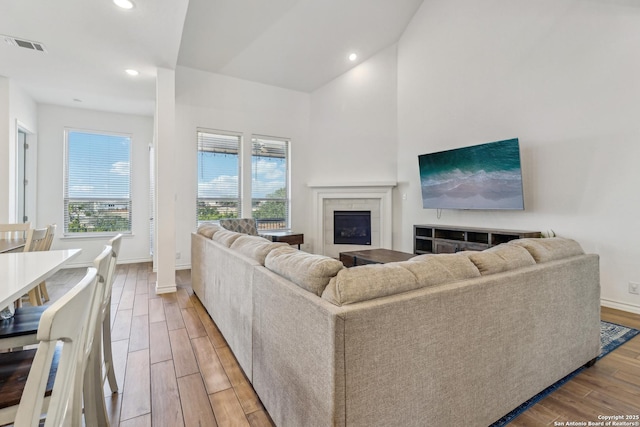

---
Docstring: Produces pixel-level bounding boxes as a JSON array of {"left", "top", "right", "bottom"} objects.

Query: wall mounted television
[{"left": 418, "top": 138, "right": 524, "bottom": 210}]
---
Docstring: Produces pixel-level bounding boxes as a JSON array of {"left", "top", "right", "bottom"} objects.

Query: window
[
  {"left": 251, "top": 135, "right": 289, "bottom": 230},
  {"left": 64, "top": 130, "right": 132, "bottom": 235},
  {"left": 197, "top": 130, "right": 241, "bottom": 225}
]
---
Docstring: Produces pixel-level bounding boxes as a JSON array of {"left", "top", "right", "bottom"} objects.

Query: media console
[{"left": 413, "top": 224, "right": 540, "bottom": 254}]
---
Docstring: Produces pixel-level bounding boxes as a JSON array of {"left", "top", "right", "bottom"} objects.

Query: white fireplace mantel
[
  {"left": 307, "top": 181, "right": 397, "bottom": 189},
  {"left": 308, "top": 182, "right": 397, "bottom": 257}
]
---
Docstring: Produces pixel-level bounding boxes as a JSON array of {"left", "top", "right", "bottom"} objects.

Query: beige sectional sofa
[{"left": 191, "top": 225, "right": 601, "bottom": 427}]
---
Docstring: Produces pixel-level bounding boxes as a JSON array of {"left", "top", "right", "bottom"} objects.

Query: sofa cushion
[
  {"left": 508, "top": 237, "right": 584, "bottom": 263},
  {"left": 197, "top": 223, "right": 221, "bottom": 239},
  {"left": 230, "top": 235, "right": 289, "bottom": 265},
  {"left": 404, "top": 253, "right": 482, "bottom": 283},
  {"left": 408, "top": 253, "right": 481, "bottom": 279},
  {"left": 322, "top": 262, "right": 419, "bottom": 306},
  {"left": 265, "top": 246, "right": 344, "bottom": 296},
  {"left": 322, "top": 253, "right": 481, "bottom": 306},
  {"left": 211, "top": 229, "right": 243, "bottom": 247},
  {"left": 463, "top": 244, "right": 536, "bottom": 275}
]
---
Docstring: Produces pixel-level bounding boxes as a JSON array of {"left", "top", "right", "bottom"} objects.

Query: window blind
[
  {"left": 64, "top": 130, "right": 132, "bottom": 235},
  {"left": 197, "top": 130, "right": 241, "bottom": 225},
  {"left": 251, "top": 135, "right": 289, "bottom": 230}
]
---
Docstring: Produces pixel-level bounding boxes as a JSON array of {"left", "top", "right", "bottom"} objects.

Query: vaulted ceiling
[{"left": 0, "top": 0, "right": 423, "bottom": 116}]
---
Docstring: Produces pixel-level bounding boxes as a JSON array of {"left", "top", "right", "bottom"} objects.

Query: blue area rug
[{"left": 491, "top": 320, "right": 640, "bottom": 426}]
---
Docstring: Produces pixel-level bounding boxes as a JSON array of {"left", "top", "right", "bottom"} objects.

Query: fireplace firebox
[{"left": 334, "top": 211, "right": 371, "bottom": 245}]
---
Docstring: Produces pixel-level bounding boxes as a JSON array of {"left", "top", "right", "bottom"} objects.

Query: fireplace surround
[{"left": 309, "top": 182, "right": 396, "bottom": 258}]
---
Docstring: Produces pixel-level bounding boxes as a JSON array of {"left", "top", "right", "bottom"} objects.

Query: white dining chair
[
  {"left": 0, "top": 244, "right": 116, "bottom": 424},
  {"left": 23, "top": 227, "right": 48, "bottom": 252},
  {"left": 36, "top": 224, "right": 57, "bottom": 304},
  {"left": 0, "top": 222, "right": 31, "bottom": 240},
  {"left": 83, "top": 240, "right": 121, "bottom": 427},
  {"left": 22, "top": 227, "right": 49, "bottom": 306},
  {"left": 0, "top": 267, "right": 99, "bottom": 426},
  {"left": 102, "top": 234, "right": 122, "bottom": 393}
]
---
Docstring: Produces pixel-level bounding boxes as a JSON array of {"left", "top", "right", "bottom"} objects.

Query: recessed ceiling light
[
  {"left": 114, "top": 0, "right": 134, "bottom": 9},
  {"left": 125, "top": 69, "right": 139, "bottom": 76},
  {"left": 348, "top": 53, "right": 358, "bottom": 61}
]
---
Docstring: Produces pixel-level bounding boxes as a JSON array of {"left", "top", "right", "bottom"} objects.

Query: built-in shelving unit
[{"left": 413, "top": 224, "right": 540, "bottom": 254}]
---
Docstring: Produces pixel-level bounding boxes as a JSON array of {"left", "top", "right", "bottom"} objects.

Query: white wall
[
  {"left": 9, "top": 81, "right": 38, "bottom": 225},
  {"left": 175, "top": 66, "right": 310, "bottom": 266},
  {"left": 396, "top": 0, "right": 640, "bottom": 311},
  {"left": 0, "top": 77, "right": 10, "bottom": 222},
  {"left": 37, "top": 104, "right": 153, "bottom": 266},
  {"left": 0, "top": 77, "right": 37, "bottom": 223},
  {"left": 308, "top": 45, "right": 398, "bottom": 184},
  {"left": 305, "top": 45, "right": 398, "bottom": 251}
]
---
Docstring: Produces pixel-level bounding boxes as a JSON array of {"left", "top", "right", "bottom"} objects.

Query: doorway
[{"left": 17, "top": 129, "right": 27, "bottom": 223}]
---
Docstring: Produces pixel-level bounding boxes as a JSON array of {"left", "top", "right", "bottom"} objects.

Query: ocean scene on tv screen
[{"left": 418, "top": 138, "right": 524, "bottom": 210}]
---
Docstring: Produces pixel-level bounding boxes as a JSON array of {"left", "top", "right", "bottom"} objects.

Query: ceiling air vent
[{"left": 2, "top": 35, "right": 47, "bottom": 53}]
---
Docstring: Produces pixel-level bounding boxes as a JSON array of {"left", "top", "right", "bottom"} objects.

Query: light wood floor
[
  {"left": 509, "top": 305, "right": 640, "bottom": 426},
  {"left": 45, "top": 263, "right": 640, "bottom": 427},
  {"left": 48, "top": 262, "right": 274, "bottom": 427}
]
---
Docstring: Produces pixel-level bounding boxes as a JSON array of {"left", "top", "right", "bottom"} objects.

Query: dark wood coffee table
[{"left": 339, "top": 248, "right": 416, "bottom": 267}]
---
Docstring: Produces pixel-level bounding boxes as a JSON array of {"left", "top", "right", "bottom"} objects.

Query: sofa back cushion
[
  {"left": 322, "top": 262, "right": 418, "bottom": 306},
  {"left": 230, "top": 235, "right": 288, "bottom": 265},
  {"left": 407, "top": 253, "right": 481, "bottom": 281},
  {"left": 322, "top": 253, "right": 480, "bottom": 306},
  {"left": 508, "top": 237, "right": 584, "bottom": 263},
  {"left": 265, "top": 246, "right": 344, "bottom": 296},
  {"left": 197, "top": 223, "right": 221, "bottom": 239},
  {"left": 211, "top": 229, "right": 243, "bottom": 247},
  {"left": 462, "top": 244, "right": 536, "bottom": 275}
]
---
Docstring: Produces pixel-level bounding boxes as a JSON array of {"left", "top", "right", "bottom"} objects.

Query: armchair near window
[{"left": 218, "top": 218, "right": 258, "bottom": 236}]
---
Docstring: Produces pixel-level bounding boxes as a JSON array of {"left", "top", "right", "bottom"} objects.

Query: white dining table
[
  {"left": 0, "top": 238, "right": 26, "bottom": 254},
  {"left": 0, "top": 249, "right": 82, "bottom": 313}
]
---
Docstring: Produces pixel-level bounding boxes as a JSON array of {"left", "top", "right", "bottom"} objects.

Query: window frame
[
  {"left": 63, "top": 128, "right": 133, "bottom": 237},
  {"left": 196, "top": 128, "right": 243, "bottom": 226},
  {"left": 250, "top": 134, "right": 291, "bottom": 231}
]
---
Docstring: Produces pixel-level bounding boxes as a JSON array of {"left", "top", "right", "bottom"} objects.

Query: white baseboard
[
  {"left": 155, "top": 281, "right": 177, "bottom": 294},
  {"left": 151, "top": 264, "right": 191, "bottom": 273},
  {"left": 116, "top": 257, "right": 153, "bottom": 265},
  {"left": 601, "top": 298, "right": 640, "bottom": 315}
]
